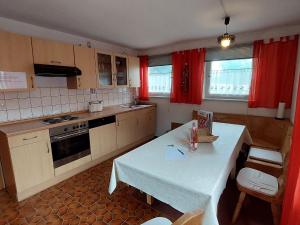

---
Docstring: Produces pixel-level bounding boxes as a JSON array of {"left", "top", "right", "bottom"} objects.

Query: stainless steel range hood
[{"left": 34, "top": 64, "right": 82, "bottom": 77}]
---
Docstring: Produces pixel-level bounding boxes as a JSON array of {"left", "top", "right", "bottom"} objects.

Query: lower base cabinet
[
  {"left": 9, "top": 131, "right": 54, "bottom": 193},
  {"left": 89, "top": 123, "right": 117, "bottom": 160}
]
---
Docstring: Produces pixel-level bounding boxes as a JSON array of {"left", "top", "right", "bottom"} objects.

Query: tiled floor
[{"left": 0, "top": 157, "right": 273, "bottom": 225}]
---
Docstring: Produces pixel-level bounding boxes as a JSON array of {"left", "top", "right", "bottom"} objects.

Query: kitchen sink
[{"left": 120, "top": 104, "right": 149, "bottom": 109}]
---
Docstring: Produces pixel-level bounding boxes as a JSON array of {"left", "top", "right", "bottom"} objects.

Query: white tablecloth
[{"left": 109, "top": 121, "right": 252, "bottom": 225}]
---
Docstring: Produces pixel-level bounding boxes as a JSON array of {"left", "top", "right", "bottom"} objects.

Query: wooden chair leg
[
  {"left": 232, "top": 192, "right": 246, "bottom": 224},
  {"left": 146, "top": 194, "right": 154, "bottom": 205},
  {"left": 271, "top": 203, "right": 281, "bottom": 225}
]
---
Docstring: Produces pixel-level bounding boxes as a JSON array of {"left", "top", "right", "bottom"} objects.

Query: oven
[{"left": 50, "top": 121, "right": 90, "bottom": 168}]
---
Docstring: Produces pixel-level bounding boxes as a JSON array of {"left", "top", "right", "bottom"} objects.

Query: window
[
  {"left": 148, "top": 65, "right": 172, "bottom": 96},
  {"left": 205, "top": 44, "right": 253, "bottom": 100}
]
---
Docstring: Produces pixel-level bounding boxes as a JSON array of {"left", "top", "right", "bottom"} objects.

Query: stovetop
[{"left": 42, "top": 115, "right": 79, "bottom": 124}]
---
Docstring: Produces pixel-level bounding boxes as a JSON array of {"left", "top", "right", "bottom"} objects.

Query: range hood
[{"left": 34, "top": 64, "right": 82, "bottom": 77}]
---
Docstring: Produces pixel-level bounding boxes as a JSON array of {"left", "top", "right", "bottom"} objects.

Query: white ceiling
[{"left": 0, "top": 0, "right": 300, "bottom": 50}]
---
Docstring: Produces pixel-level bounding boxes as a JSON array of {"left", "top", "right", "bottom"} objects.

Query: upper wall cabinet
[
  {"left": 68, "top": 46, "right": 97, "bottom": 89},
  {"left": 32, "top": 37, "right": 75, "bottom": 66},
  {"left": 0, "top": 30, "right": 34, "bottom": 91},
  {"left": 128, "top": 56, "right": 140, "bottom": 88},
  {"left": 114, "top": 55, "right": 128, "bottom": 87},
  {"left": 96, "top": 51, "right": 128, "bottom": 88},
  {"left": 96, "top": 51, "right": 114, "bottom": 87}
]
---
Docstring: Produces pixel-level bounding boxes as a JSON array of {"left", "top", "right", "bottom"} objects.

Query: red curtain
[
  {"left": 139, "top": 56, "right": 149, "bottom": 101},
  {"left": 280, "top": 74, "right": 300, "bottom": 225},
  {"left": 171, "top": 49, "right": 206, "bottom": 104},
  {"left": 249, "top": 35, "right": 299, "bottom": 108}
]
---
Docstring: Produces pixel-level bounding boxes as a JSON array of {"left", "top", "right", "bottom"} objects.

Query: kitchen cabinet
[
  {"left": 0, "top": 30, "right": 34, "bottom": 90},
  {"left": 8, "top": 130, "right": 54, "bottom": 193},
  {"left": 116, "top": 107, "right": 156, "bottom": 149},
  {"left": 128, "top": 56, "right": 140, "bottom": 87},
  {"left": 89, "top": 123, "right": 117, "bottom": 159},
  {"left": 116, "top": 111, "right": 138, "bottom": 149},
  {"left": 96, "top": 51, "right": 128, "bottom": 87},
  {"left": 114, "top": 54, "right": 128, "bottom": 86},
  {"left": 32, "top": 37, "right": 75, "bottom": 66},
  {"left": 68, "top": 46, "right": 97, "bottom": 89}
]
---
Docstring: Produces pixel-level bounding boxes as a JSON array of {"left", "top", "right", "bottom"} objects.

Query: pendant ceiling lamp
[{"left": 217, "top": 16, "right": 235, "bottom": 48}]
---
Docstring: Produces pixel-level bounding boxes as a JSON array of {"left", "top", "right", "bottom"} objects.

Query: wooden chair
[
  {"left": 232, "top": 148, "right": 290, "bottom": 225},
  {"left": 141, "top": 209, "right": 204, "bottom": 225},
  {"left": 245, "top": 126, "right": 293, "bottom": 177}
]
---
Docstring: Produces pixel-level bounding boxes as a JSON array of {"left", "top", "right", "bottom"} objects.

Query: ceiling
[{"left": 0, "top": 0, "right": 300, "bottom": 50}]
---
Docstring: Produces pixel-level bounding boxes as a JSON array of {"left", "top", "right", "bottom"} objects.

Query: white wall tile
[
  {"left": 42, "top": 106, "right": 53, "bottom": 115},
  {"left": 20, "top": 108, "right": 32, "bottom": 119},
  {"left": 59, "top": 88, "right": 68, "bottom": 96},
  {"left": 52, "top": 105, "right": 62, "bottom": 114},
  {"left": 60, "top": 95, "right": 69, "bottom": 104},
  {"left": 69, "top": 95, "right": 77, "bottom": 103},
  {"left": 61, "top": 104, "right": 70, "bottom": 113},
  {"left": 77, "top": 95, "right": 84, "bottom": 103},
  {"left": 51, "top": 96, "right": 61, "bottom": 105},
  {"left": 5, "top": 99, "right": 19, "bottom": 110},
  {"left": 30, "top": 88, "right": 41, "bottom": 98},
  {"left": 0, "top": 92, "right": 4, "bottom": 100},
  {"left": 18, "top": 98, "right": 31, "bottom": 109},
  {"left": 84, "top": 94, "right": 91, "bottom": 102},
  {"left": 0, "top": 100, "right": 6, "bottom": 110},
  {"left": 30, "top": 98, "right": 42, "bottom": 107},
  {"left": 51, "top": 88, "right": 60, "bottom": 96},
  {"left": 32, "top": 107, "right": 43, "bottom": 118},
  {"left": 4, "top": 92, "right": 18, "bottom": 99},
  {"left": 70, "top": 103, "right": 78, "bottom": 112},
  {"left": 68, "top": 89, "right": 76, "bottom": 96},
  {"left": 18, "top": 91, "right": 30, "bottom": 99},
  {"left": 0, "top": 111, "right": 7, "bottom": 122},
  {"left": 42, "top": 97, "right": 52, "bottom": 106},
  {"left": 7, "top": 109, "right": 20, "bottom": 121},
  {"left": 41, "top": 88, "right": 51, "bottom": 97},
  {"left": 76, "top": 89, "right": 84, "bottom": 95}
]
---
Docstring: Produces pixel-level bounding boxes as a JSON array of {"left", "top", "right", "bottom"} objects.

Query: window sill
[
  {"left": 149, "top": 95, "right": 170, "bottom": 98},
  {"left": 203, "top": 98, "right": 248, "bottom": 103}
]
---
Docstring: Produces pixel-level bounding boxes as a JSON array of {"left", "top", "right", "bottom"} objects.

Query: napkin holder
[{"left": 196, "top": 128, "right": 218, "bottom": 143}]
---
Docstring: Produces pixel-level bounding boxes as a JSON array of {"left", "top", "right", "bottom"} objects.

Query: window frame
[
  {"left": 204, "top": 58, "right": 253, "bottom": 101},
  {"left": 148, "top": 64, "right": 172, "bottom": 98}
]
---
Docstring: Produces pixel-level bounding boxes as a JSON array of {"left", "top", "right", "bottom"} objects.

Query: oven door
[{"left": 51, "top": 130, "right": 91, "bottom": 168}]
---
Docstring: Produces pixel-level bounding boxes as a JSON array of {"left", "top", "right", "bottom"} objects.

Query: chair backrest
[
  {"left": 277, "top": 126, "right": 293, "bottom": 200},
  {"left": 172, "top": 209, "right": 204, "bottom": 225}
]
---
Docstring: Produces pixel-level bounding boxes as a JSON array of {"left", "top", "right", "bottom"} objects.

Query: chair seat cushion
[
  {"left": 249, "top": 147, "right": 283, "bottom": 165},
  {"left": 141, "top": 217, "right": 172, "bottom": 225},
  {"left": 237, "top": 168, "right": 278, "bottom": 196}
]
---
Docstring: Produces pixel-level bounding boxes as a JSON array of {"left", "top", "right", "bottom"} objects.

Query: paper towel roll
[{"left": 276, "top": 102, "right": 286, "bottom": 119}]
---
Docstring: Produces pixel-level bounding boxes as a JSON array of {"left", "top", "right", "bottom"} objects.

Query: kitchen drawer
[
  {"left": 116, "top": 111, "right": 137, "bottom": 121},
  {"left": 8, "top": 130, "right": 50, "bottom": 148}
]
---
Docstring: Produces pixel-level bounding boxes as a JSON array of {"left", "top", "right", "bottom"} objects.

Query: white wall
[{"left": 0, "top": 17, "right": 137, "bottom": 55}]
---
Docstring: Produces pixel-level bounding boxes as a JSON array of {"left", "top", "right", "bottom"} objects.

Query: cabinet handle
[
  {"left": 50, "top": 60, "right": 62, "bottom": 64},
  {"left": 46, "top": 142, "right": 51, "bottom": 153},
  {"left": 23, "top": 136, "right": 38, "bottom": 141},
  {"left": 31, "top": 75, "right": 35, "bottom": 89}
]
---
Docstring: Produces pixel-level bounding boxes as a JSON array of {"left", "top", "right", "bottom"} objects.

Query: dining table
[{"left": 109, "top": 121, "right": 252, "bottom": 225}]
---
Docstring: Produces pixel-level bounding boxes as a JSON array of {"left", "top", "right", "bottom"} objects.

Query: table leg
[{"left": 146, "top": 194, "right": 154, "bottom": 205}]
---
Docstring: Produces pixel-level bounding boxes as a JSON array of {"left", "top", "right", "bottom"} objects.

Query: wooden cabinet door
[
  {"left": 116, "top": 112, "right": 137, "bottom": 149},
  {"left": 0, "top": 30, "right": 34, "bottom": 90},
  {"left": 32, "top": 37, "right": 74, "bottom": 66},
  {"left": 96, "top": 51, "right": 114, "bottom": 87},
  {"left": 136, "top": 108, "right": 156, "bottom": 140},
  {"left": 128, "top": 56, "right": 140, "bottom": 87},
  {"left": 114, "top": 55, "right": 128, "bottom": 86},
  {"left": 146, "top": 109, "right": 156, "bottom": 136},
  {"left": 10, "top": 140, "right": 54, "bottom": 193},
  {"left": 68, "top": 46, "right": 97, "bottom": 89},
  {"left": 89, "top": 123, "right": 117, "bottom": 160}
]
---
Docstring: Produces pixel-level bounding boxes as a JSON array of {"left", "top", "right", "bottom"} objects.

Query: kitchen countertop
[{"left": 0, "top": 105, "right": 155, "bottom": 137}]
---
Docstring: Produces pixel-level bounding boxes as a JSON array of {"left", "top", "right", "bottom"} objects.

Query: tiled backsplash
[{"left": 0, "top": 87, "right": 135, "bottom": 123}]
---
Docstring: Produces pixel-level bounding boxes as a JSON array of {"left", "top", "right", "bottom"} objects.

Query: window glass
[
  {"left": 148, "top": 65, "right": 172, "bottom": 95},
  {"left": 205, "top": 58, "right": 253, "bottom": 99}
]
